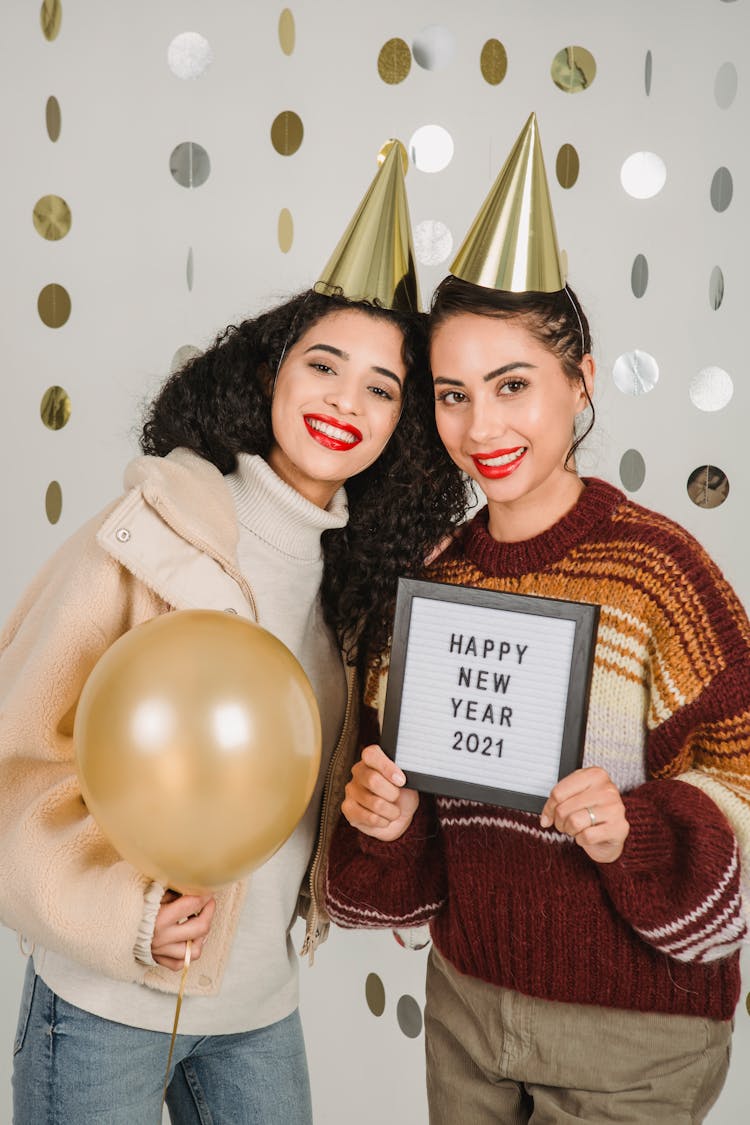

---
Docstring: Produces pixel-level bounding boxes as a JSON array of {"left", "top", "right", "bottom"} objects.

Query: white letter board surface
[{"left": 380, "top": 579, "right": 600, "bottom": 814}]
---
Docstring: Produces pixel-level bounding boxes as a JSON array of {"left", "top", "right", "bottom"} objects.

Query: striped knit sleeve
[
  {"left": 598, "top": 661, "right": 750, "bottom": 963},
  {"left": 325, "top": 803, "right": 447, "bottom": 930},
  {"left": 676, "top": 659, "right": 750, "bottom": 929},
  {"left": 599, "top": 777, "right": 745, "bottom": 962}
]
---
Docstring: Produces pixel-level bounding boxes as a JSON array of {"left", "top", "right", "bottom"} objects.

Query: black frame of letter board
[{"left": 380, "top": 578, "right": 601, "bottom": 814}]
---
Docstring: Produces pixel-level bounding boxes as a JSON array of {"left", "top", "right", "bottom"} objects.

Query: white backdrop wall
[{"left": 1, "top": 1, "right": 747, "bottom": 1122}]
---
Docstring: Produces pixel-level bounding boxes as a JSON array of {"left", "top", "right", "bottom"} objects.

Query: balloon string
[{"left": 160, "top": 939, "right": 192, "bottom": 1117}]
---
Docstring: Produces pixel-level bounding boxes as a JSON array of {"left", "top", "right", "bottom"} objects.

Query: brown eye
[{"left": 499, "top": 379, "right": 528, "bottom": 394}]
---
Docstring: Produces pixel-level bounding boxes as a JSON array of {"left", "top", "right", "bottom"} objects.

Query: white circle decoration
[
  {"left": 167, "top": 32, "right": 213, "bottom": 80},
  {"left": 689, "top": 367, "right": 733, "bottom": 412},
  {"left": 408, "top": 125, "right": 454, "bottom": 174},
  {"left": 412, "top": 26, "right": 455, "bottom": 70},
  {"left": 414, "top": 219, "right": 453, "bottom": 266},
  {"left": 620, "top": 152, "right": 667, "bottom": 199},
  {"left": 612, "top": 350, "right": 659, "bottom": 395}
]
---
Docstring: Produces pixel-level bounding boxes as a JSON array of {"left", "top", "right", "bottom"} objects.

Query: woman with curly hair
[{"left": 0, "top": 147, "right": 467, "bottom": 1124}]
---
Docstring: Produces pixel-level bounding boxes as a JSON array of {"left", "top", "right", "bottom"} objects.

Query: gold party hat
[
  {"left": 451, "top": 113, "right": 565, "bottom": 293},
  {"left": 314, "top": 140, "right": 421, "bottom": 312}
]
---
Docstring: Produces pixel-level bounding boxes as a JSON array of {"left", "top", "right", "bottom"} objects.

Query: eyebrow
[
  {"left": 433, "top": 361, "right": 536, "bottom": 386},
  {"left": 303, "top": 343, "right": 403, "bottom": 389}
]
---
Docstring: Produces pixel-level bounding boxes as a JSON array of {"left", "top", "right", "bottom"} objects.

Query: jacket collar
[{"left": 123, "top": 448, "right": 239, "bottom": 567}]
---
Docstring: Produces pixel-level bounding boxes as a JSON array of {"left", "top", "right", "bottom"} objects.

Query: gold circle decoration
[
  {"left": 270, "top": 111, "right": 304, "bottom": 156},
  {"left": 480, "top": 39, "right": 507, "bottom": 85},
  {"left": 40, "top": 385, "right": 71, "bottom": 430},
  {"left": 38, "top": 283, "right": 71, "bottom": 328},
  {"left": 556, "top": 144, "right": 580, "bottom": 189},
  {"left": 551, "top": 46, "right": 597, "bottom": 93},
  {"left": 377, "top": 38, "right": 411, "bottom": 85},
  {"left": 33, "top": 195, "right": 72, "bottom": 241},
  {"left": 687, "top": 466, "right": 729, "bottom": 510},
  {"left": 365, "top": 973, "right": 386, "bottom": 1017},
  {"left": 377, "top": 138, "right": 409, "bottom": 175},
  {"left": 278, "top": 209, "right": 294, "bottom": 253},
  {"left": 40, "top": 0, "right": 62, "bottom": 42},
  {"left": 45, "top": 481, "right": 63, "bottom": 524},
  {"left": 46, "top": 96, "right": 61, "bottom": 142},
  {"left": 278, "top": 9, "right": 295, "bottom": 55}
]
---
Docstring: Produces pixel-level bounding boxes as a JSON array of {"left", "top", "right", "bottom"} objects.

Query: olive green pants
[{"left": 425, "top": 947, "right": 732, "bottom": 1124}]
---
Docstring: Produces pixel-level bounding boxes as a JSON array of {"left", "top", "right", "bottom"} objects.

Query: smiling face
[
  {"left": 267, "top": 308, "right": 406, "bottom": 507},
  {"left": 431, "top": 312, "right": 594, "bottom": 541}
]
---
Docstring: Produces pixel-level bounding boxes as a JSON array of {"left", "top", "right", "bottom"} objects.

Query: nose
[
  {"left": 323, "top": 376, "right": 363, "bottom": 416},
  {"left": 466, "top": 401, "right": 501, "bottom": 446}
]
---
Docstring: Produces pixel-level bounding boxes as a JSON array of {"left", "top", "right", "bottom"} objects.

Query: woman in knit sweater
[
  {"left": 1, "top": 140, "right": 468, "bottom": 1125},
  {"left": 326, "top": 275, "right": 750, "bottom": 1123}
]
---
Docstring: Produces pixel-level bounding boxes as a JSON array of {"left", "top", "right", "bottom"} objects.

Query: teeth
[
  {"left": 477, "top": 448, "right": 525, "bottom": 467},
  {"left": 307, "top": 418, "right": 359, "bottom": 444}
]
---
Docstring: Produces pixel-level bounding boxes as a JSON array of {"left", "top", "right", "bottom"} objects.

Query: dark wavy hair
[
  {"left": 430, "top": 276, "right": 595, "bottom": 467},
  {"left": 141, "top": 290, "right": 469, "bottom": 666}
]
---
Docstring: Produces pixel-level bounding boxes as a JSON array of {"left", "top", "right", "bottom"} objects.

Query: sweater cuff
[
  {"left": 133, "top": 881, "right": 165, "bottom": 967},
  {"left": 357, "top": 809, "right": 437, "bottom": 865},
  {"left": 612, "top": 792, "right": 676, "bottom": 874}
]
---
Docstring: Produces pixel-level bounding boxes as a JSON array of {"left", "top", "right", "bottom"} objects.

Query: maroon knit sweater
[{"left": 326, "top": 479, "right": 750, "bottom": 1020}]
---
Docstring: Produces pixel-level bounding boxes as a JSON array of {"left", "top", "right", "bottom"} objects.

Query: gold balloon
[{"left": 74, "top": 610, "right": 321, "bottom": 893}]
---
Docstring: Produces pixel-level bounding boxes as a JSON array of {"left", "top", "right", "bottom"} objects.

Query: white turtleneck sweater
[{"left": 34, "top": 453, "right": 348, "bottom": 1034}]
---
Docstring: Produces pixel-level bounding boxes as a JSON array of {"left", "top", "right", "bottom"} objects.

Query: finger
[
  {"left": 350, "top": 764, "right": 404, "bottom": 805},
  {"left": 542, "top": 767, "right": 621, "bottom": 829},
  {"left": 554, "top": 803, "right": 603, "bottom": 838},
  {"left": 160, "top": 895, "right": 214, "bottom": 927},
  {"left": 341, "top": 796, "right": 391, "bottom": 832},
  {"left": 549, "top": 765, "right": 614, "bottom": 809},
  {"left": 567, "top": 809, "right": 604, "bottom": 839},
  {"left": 156, "top": 900, "right": 215, "bottom": 944},
  {"left": 152, "top": 937, "right": 205, "bottom": 964},
  {"left": 152, "top": 954, "right": 187, "bottom": 972},
  {"left": 166, "top": 908, "right": 214, "bottom": 944},
  {"left": 540, "top": 781, "right": 585, "bottom": 829},
  {"left": 573, "top": 824, "right": 622, "bottom": 848},
  {"left": 346, "top": 780, "right": 405, "bottom": 823},
  {"left": 360, "top": 744, "right": 406, "bottom": 786}
]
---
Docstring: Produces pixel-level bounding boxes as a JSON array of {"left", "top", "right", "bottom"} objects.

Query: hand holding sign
[
  {"left": 343, "top": 744, "right": 419, "bottom": 842},
  {"left": 540, "top": 765, "right": 630, "bottom": 863}
]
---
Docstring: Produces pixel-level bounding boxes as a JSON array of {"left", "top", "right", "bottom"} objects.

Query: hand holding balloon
[
  {"left": 74, "top": 610, "right": 322, "bottom": 894},
  {"left": 152, "top": 892, "right": 216, "bottom": 972}
]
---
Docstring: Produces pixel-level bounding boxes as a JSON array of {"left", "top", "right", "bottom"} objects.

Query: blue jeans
[{"left": 12, "top": 960, "right": 313, "bottom": 1124}]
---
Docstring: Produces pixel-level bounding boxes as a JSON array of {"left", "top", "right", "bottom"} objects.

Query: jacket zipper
[{"left": 300, "top": 662, "right": 356, "bottom": 965}]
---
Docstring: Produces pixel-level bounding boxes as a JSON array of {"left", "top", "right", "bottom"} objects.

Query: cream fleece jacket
[{"left": 0, "top": 449, "right": 358, "bottom": 999}]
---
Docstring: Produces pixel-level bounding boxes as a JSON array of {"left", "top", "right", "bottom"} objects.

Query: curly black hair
[{"left": 141, "top": 290, "right": 469, "bottom": 667}]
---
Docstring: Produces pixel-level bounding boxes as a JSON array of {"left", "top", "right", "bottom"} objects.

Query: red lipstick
[
  {"left": 470, "top": 446, "right": 527, "bottom": 479},
  {"left": 304, "top": 413, "right": 363, "bottom": 452}
]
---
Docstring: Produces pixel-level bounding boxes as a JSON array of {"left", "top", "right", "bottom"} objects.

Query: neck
[
  {"left": 266, "top": 448, "right": 340, "bottom": 509},
  {"left": 486, "top": 471, "right": 585, "bottom": 543}
]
